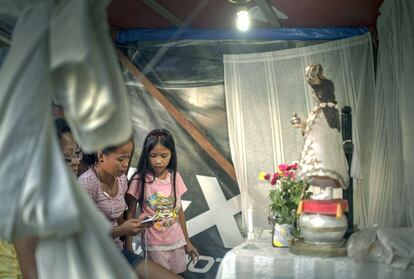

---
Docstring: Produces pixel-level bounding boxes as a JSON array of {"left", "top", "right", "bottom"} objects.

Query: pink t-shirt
[
  {"left": 78, "top": 168, "right": 128, "bottom": 250},
  {"left": 127, "top": 171, "right": 187, "bottom": 246}
]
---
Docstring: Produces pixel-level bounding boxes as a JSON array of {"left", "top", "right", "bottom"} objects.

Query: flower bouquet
[{"left": 259, "top": 162, "right": 311, "bottom": 246}]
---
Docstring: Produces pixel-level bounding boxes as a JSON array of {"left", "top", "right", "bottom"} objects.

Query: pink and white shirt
[
  {"left": 127, "top": 171, "right": 187, "bottom": 250},
  {"left": 78, "top": 168, "right": 128, "bottom": 250}
]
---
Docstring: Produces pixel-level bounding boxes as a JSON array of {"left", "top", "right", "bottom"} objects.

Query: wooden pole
[
  {"left": 118, "top": 51, "right": 238, "bottom": 182},
  {"left": 341, "top": 106, "right": 354, "bottom": 237}
]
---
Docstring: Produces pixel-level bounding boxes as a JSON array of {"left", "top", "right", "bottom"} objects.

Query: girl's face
[
  {"left": 60, "top": 132, "right": 81, "bottom": 174},
  {"left": 149, "top": 143, "right": 171, "bottom": 177},
  {"left": 100, "top": 141, "right": 133, "bottom": 177}
]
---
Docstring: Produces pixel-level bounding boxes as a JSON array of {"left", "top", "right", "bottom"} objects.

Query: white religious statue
[{"left": 292, "top": 64, "right": 349, "bottom": 199}]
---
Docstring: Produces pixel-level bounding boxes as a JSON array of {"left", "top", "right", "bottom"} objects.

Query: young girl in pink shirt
[{"left": 127, "top": 129, "right": 199, "bottom": 274}]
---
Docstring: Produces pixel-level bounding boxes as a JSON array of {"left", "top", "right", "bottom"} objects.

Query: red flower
[
  {"left": 264, "top": 173, "right": 271, "bottom": 180},
  {"left": 289, "top": 162, "right": 298, "bottom": 170},
  {"left": 270, "top": 173, "right": 279, "bottom": 185},
  {"left": 278, "top": 163, "right": 289, "bottom": 171}
]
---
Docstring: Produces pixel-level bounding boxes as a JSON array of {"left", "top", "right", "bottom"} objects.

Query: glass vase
[
  {"left": 272, "top": 223, "right": 293, "bottom": 247},
  {"left": 269, "top": 210, "right": 296, "bottom": 248}
]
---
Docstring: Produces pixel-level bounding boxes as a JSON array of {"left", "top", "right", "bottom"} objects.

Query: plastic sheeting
[
  {"left": 347, "top": 227, "right": 414, "bottom": 270},
  {"left": 123, "top": 74, "right": 238, "bottom": 279},
  {"left": 122, "top": 39, "right": 332, "bottom": 89},
  {"left": 116, "top": 27, "right": 368, "bottom": 44}
]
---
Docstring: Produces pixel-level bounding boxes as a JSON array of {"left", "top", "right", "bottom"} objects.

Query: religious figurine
[
  {"left": 294, "top": 64, "right": 349, "bottom": 198},
  {"left": 290, "top": 64, "right": 350, "bottom": 253}
]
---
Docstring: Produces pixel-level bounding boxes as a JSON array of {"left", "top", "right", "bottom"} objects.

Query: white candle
[{"left": 247, "top": 205, "right": 253, "bottom": 235}]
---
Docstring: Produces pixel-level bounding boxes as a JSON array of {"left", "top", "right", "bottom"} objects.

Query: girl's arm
[
  {"left": 126, "top": 194, "right": 138, "bottom": 220},
  {"left": 125, "top": 194, "right": 138, "bottom": 251},
  {"left": 178, "top": 207, "right": 199, "bottom": 263}
]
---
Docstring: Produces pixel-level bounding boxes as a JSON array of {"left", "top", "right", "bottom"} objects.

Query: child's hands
[
  {"left": 137, "top": 213, "right": 151, "bottom": 222},
  {"left": 137, "top": 213, "right": 156, "bottom": 227},
  {"left": 119, "top": 219, "right": 146, "bottom": 236},
  {"left": 185, "top": 241, "right": 199, "bottom": 263}
]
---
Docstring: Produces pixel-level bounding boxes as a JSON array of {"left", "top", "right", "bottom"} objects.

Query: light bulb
[{"left": 236, "top": 9, "right": 250, "bottom": 31}]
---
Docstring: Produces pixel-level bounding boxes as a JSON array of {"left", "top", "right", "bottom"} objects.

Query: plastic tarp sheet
[{"left": 116, "top": 27, "right": 368, "bottom": 44}]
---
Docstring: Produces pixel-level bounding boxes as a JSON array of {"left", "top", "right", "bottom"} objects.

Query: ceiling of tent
[{"left": 107, "top": 0, "right": 384, "bottom": 30}]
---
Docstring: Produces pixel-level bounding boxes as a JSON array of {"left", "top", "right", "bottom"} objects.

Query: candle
[{"left": 247, "top": 205, "right": 253, "bottom": 240}]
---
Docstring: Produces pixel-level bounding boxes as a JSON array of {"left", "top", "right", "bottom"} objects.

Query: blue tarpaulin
[{"left": 115, "top": 27, "right": 368, "bottom": 44}]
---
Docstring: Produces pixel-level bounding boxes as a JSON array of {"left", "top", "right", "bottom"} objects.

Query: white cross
[{"left": 185, "top": 175, "right": 243, "bottom": 248}]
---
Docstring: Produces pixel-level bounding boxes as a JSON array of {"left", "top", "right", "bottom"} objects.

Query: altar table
[{"left": 216, "top": 231, "right": 414, "bottom": 279}]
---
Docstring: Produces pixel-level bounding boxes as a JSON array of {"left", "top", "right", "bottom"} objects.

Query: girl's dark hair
[
  {"left": 82, "top": 139, "right": 134, "bottom": 167},
  {"left": 132, "top": 128, "right": 177, "bottom": 210},
  {"left": 55, "top": 118, "right": 71, "bottom": 139},
  {"left": 81, "top": 153, "right": 98, "bottom": 167}
]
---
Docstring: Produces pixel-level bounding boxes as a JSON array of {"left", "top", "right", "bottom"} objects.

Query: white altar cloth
[{"left": 216, "top": 231, "right": 414, "bottom": 279}]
